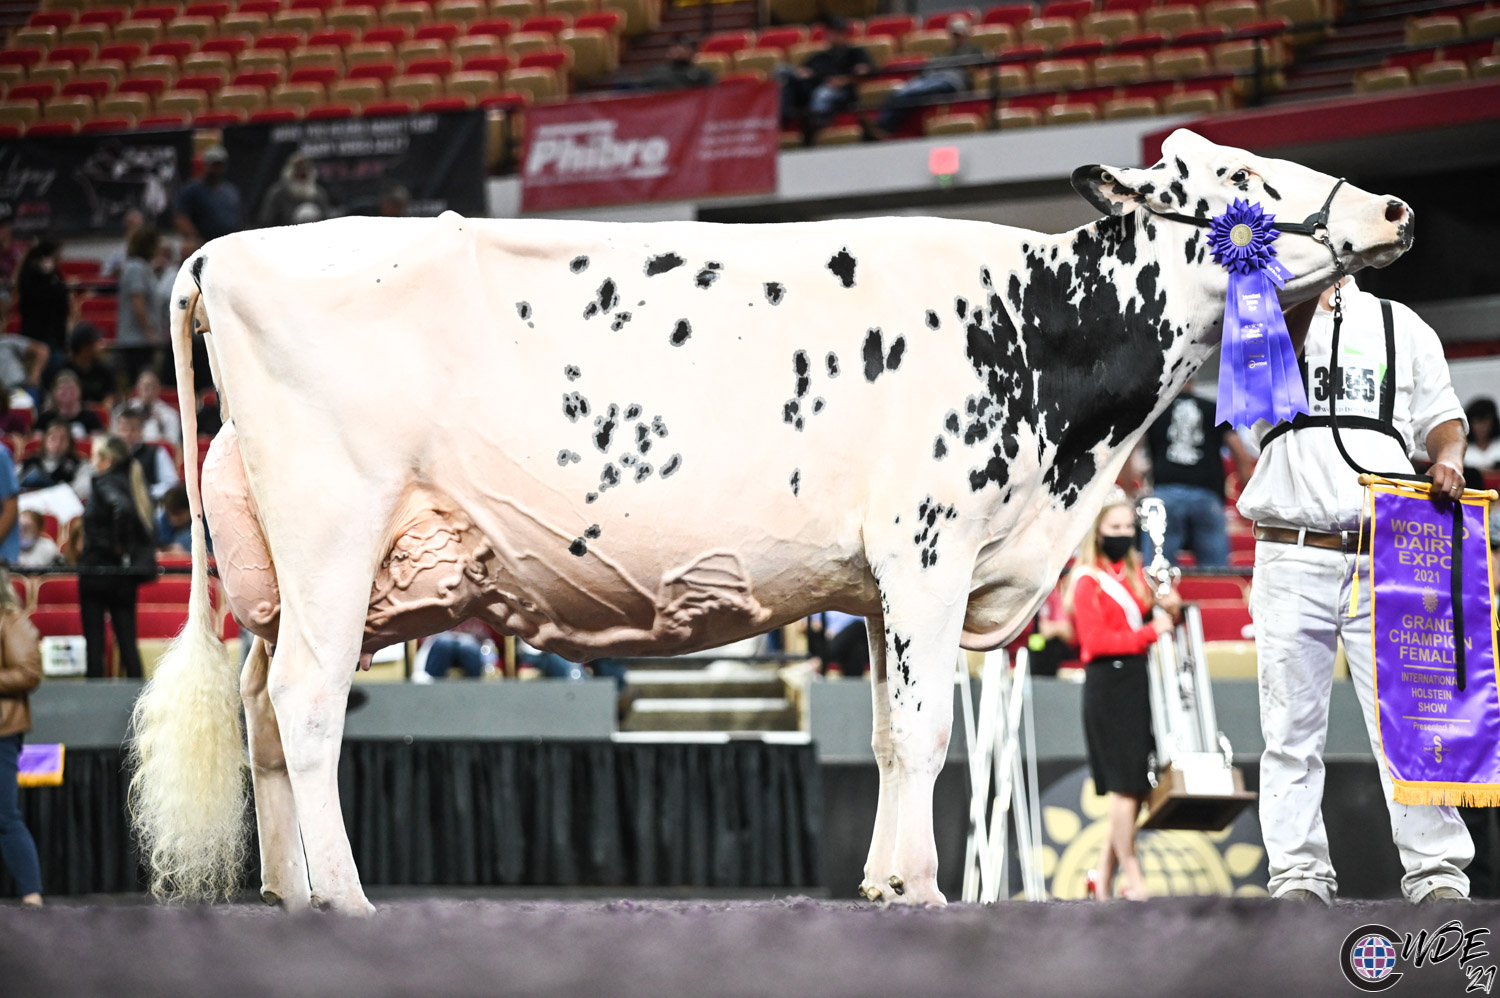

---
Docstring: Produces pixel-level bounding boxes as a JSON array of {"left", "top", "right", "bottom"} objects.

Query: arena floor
[{"left": 2, "top": 894, "right": 1494, "bottom": 997}]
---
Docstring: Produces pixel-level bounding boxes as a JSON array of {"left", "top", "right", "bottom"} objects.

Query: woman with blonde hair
[
  {"left": 0, "top": 565, "right": 44, "bottom": 905},
  {"left": 78, "top": 435, "right": 157, "bottom": 679},
  {"left": 1069, "top": 490, "right": 1180, "bottom": 900}
]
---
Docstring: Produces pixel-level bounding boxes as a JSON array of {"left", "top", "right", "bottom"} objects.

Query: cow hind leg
[
  {"left": 241, "top": 635, "right": 310, "bottom": 910},
  {"left": 867, "top": 564, "right": 969, "bottom": 906},
  {"left": 859, "top": 614, "right": 901, "bottom": 901}
]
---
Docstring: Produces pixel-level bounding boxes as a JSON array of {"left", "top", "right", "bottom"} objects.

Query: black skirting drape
[{"left": 1, "top": 740, "right": 822, "bottom": 897}]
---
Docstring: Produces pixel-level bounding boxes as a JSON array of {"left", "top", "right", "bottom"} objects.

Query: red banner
[{"left": 521, "top": 80, "right": 779, "bottom": 213}]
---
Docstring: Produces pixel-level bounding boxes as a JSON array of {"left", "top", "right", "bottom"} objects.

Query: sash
[
  {"left": 1359, "top": 478, "right": 1500, "bottom": 806},
  {"left": 1073, "top": 566, "right": 1144, "bottom": 630}
]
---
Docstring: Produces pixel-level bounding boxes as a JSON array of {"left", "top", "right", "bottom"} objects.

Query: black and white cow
[{"left": 128, "top": 129, "right": 1411, "bottom": 912}]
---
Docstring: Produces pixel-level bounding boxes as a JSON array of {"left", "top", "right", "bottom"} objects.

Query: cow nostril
[{"left": 1386, "top": 200, "right": 1406, "bottom": 223}]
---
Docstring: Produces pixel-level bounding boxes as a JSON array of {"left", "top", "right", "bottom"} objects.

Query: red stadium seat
[
  {"left": 0, "top": 49, "right": 45, "bottom": 70},
  {"left": 136, "top": 609, "right": 190, "bottom": 640},
  {"left": 201, "top": 37, "right": 252, "bottom": 57},
  {"left": 194, "top": 110, "right": 246, "bottom": 127},
  {"left": 361, "top": 97, "right": 418, "bottom": 115},
  {"left": 362, "top": 26, "right": 410, "bottom": 45},
  {"left": 61, "top": 79, "right": 111, "bottom": 100},
  {"left": 138, "top": 112, "right": 192, "bottom": 128},
  {"left": 463, "top": 54, "right": 512, "bottom": 74},
  {"left": 177, "top": 73, "right": 228, "bottom": 94},
  {"left": 754, "top": 26, "right": 805, "bottom": 51},
  {"left": 36, "top": 576, "right": 79, "bottom": 605},
  {"left": 7, "top": 83, "right": 58, "bottom": 103},
  {"left": 1196, "top": 600, "right": 1253, "bottom": 642},
  {"left": 1178, "top": 576, "right": 1249, "bottom": 601},
  {"left": 420, "top": 95, "right": 470, "bottom": 111},
  {"left": 290, "top": 65, "right": 340, "bottom": 85},
  {"left": 1174, "top": 26, "right": 1227, "bottom": 46},
  {"left": 184, "top": 2, "right": 233, "bottom": 17},
  {"left": 305, "top": 101, "right": 359, "bottom": 119},
  {"left": 518, "top": 48, "right": 568, "bottom": 71},
  {"left": 256, "top": 32, "right": 305, "bottom": 53},
  {"left": 349, "top": 61, "right": 399, "bottom": 82},
  {"left": 234, "top": 70, "right": 284, "bottom": 89},
  {"left": 519, "top": 15, "right": 568, "bottom": 35},
  {"left": 81, "top": 117, "right": 135, "bottom": 133},
  {"left": 238, "top": 0, "right": 283, "bottom": 15},
  {"left": 308, "top": 29, "right": 358, "bottom": 47},
  {"left": 1103, "top": 0, "right": 1150, "bottom": 11},
  {"left": 149, "top": 39, "right": 197, "bottom": 61},
  {"left": 137, "top": 578, "right": 193, "bottom": 604},
  {"left": 1041, "top": 0, "right": 1092, "bottom": 20},
  {"left": 99, "top": 43, "right": 146, "bottom": 63},
  {"left": 466, "top": 18, "right": 516, "bottom": 39},
  {"left": 699, "top": 30, "right": 753, "bottom": 54},
  {"left": 405, "top": 56, "right": 457, "bottom": 76},
  {"left": 47, "top": 46, "right": 96, "bottom": 68},
  {"left": 30, "top": 11, "right": 77, "bottom": 29},
  {"left": 28, "top": 607, "right": 83, "bottom": 638},
  {"left": 1055, "top": 38, "right": 1106, "bottom": 57},
  {"left": 25, "top": 122, "right": 81, "bottom": 136},
  {"left": 1113, "top": 31, "right": 1167, "bottom": 52},
  {"left": 574, "top": 11, "right": 623, "bottom": 34},
  {"left": 132, "top": 5, "right": 179, "bottom": 23},
  {"left": 119, "top": 77, "right": 172, "bottom": 98},
  {"left": 982, "top": 4, "right": 1034, "bottom": 28},
  {"left": 865, "top": 15, "right": 917, "bottom": 38},
  {"left": 249, "top": 107, "right": 301, "bottom": 123},
  {"left": 78, "top": 7, "right": 127, "bottom": 27},
  {"left": 414, "top": 22, "right": 462, "bottom": 42}
]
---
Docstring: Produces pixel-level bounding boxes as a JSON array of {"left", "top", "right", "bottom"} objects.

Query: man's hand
[{"left": 1425, "top": 418, "right": 1467, "bottom": 501}]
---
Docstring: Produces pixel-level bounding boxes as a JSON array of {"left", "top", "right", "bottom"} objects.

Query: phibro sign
[{"left": 521, "top": 80, "right": 779, "bottom": 213}]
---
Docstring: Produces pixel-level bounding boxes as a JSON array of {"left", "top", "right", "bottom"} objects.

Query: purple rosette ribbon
[{"left": 1210, "top": 199, "right": 1310, "bottom": 430}]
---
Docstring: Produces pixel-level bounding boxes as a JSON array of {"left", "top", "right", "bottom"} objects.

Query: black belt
[{"left": 1253, "top": 523, "right": 1370, "bottom": 555}]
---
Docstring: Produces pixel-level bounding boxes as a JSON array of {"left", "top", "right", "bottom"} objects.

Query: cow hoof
[
  {"left": 856, "top": 883, "right": 868, "bottom": 900},
  {"left": 888, "top": 875, "right": 905, "bottom": 897},
  {"left": 261, "top": 889, "right": 281, "bottom": 907},
  {"left": 862, "top": 884, "right": 884, "bottom": 903}
]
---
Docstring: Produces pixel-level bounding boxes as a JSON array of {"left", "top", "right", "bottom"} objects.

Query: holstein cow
[{"left": 129, "top": 130, "right": 1412, "bottom": 914}]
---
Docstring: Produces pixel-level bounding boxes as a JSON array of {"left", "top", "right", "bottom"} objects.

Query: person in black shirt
[
  {"left": 778, "top": 17, "right": 872, "bottom": 142},
  {"left": 79, "top": 435, "right": 157, "bottom": 679},
  {"left": 641, "top": 38, "right": 713, "bottom": 91},
  {"left": 15, "top": 238, "right": 77, "bottom": 365},
  {"left": 59, "top": 322, "right": 121, "bottom": 406},
  {"left": 1142, "top": 384, "right": 1254, "bottom": 567}
]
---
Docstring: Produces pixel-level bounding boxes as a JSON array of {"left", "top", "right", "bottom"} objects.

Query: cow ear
[{"left": 1071, "top": 164, "right": 1152, "bottom": 216}]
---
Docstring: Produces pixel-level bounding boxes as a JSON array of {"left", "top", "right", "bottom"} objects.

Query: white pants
[{"left": 1251, "top": 540, "right": 1472, "bottom": 901}]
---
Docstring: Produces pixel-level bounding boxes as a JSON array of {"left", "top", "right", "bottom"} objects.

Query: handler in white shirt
[{"left": 1237, "top": 276, "right": 1472, "bottom": 904}]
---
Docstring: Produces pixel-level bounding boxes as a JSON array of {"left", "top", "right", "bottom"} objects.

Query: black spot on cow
[
  {"left": 1169, "top": 180, "right": 1188, "bottom": 207},
  {"left": 583, "top": 302, "right": 599, "bottom": 319},
  {"left": 562, "top": 392, "right": 590, "bottom": 421},
  {"left": 620, "top": 452, "right": 637, "bottom": 468},
  {"left": 812, "top": 397, "right": 825, "bottom": 414},
  {"left": 1194, "top": 198, "right": 1210, "bottom": 220},
  {"left": 645, "top": 253, "right": 684, "bottom": 276},
  {"left": 600, "top": 464, "right": 621, "bottom": 490},
  {"left": 564, "top": 365, "right": 581, "bottom": 380},
  {"left": 764, "top": 282, "right": 785, "bottom": 305},
  {"left": 517, "top": 301, "right": 532, "bottom": 320},
  {"left": 593, "top": 405, "right": 619, "bottom": 452},
  {"left": 586, "top": 492, "right": 598, "bottom": 503},
  {"left": 789, "top": 469, "right": 800, "bottom": 496},
  {"left": 782, "top": 399, "right": 803, "bottom": 430},
  {"left": 594, "top": 279, "right": 619, "bottom": 315},
  {"left": 827, "top": 248, "right": 856, "bottom": 288},
  {"left": 176, "top": 296, "right": 188, "bottom": 309},
  {"left": 695, "top": 267, "right": 719, "bottom": 289},
  {"left": 670, "top": 319, "right": 691, "bottom": 346},
  {"left": 706, "top": 261, "right": 721, "bottom": 270},
  {"left": 651, "top": 416, "right": 668, "bottom": 438},
  {"left": 885, "top": 337, "right": 905, "bottom": 371},
  {"left": 556, "top": 449, "right": 581, "bottom": 466},
  {"left": 1137, "top": 181, "right": 1156, "bottom": 197},
  {"left": 569, "top": 538, "right": 588, "bottom": 556},
  {"left": 190, "top": 255, "right": 205, "bottom": 283},
  {"left": 825, "top": 352, "right": 840, "bottom": 378},
  {"left": 1185, "top": 231, "right": 1200, "bottom": 264},
  {"left": 634, "top": 463, "right": 653, "bottom": 483},
  {"left": 944, "top": 410, "right": 960, "bottom": 435},
  {"left": 955, "top": 296, "right": 968, "bottom": 318},
  {"left": 1215, "top": 166, "right": 1227, "bottom": 177},
  {"left": 660, "top": 454, "right": 682, "bottom": 477},
  {"left": 934, "top": 437, "right": 947, "bottom": 459},
  {"left": 570, "top": 256, "right": 589, "bottom": 274},
  {"left": 635, "top": 423, "right": 651, "bottom": 453},
  {"left": 793, "top": 350, "right": 810, "bottom": 397},
  {"left": 1262, "top": 181, "right": 1282, "bottom": 201},
  {"left": 926, "top": 310, "right": 940, "bottom": 330},
  {"left": 625, "top": 404, "right": 642, "bottom": 420},
  {"left": 610, "top": 311, "right": 632, "bottom": 331},
  {"left": 1175, "top": 157, "right": 1188, "bottom": 179},
  {"left": 981, "top": 266, "right": 993, "bottom": 288},
  {"left": 585, "top": 524, "right": 602, "bottom": 539},
  {"left": 862, "top": 329, "right": 884, "bottom": 382}
]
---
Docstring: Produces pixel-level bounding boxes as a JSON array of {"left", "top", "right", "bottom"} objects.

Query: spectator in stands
[
  {"left": 100, "top": 208, "right": 145, "bottom": 279},
  {"left": 20, "top": 421, "right": 92, "bottom": 501},
  {"left": 113, "top": 404, "right": 179, "bottom": 503},
  {"left": 0, "top": 331, "right": 48, "bottom": 409},
  {"left": 1141, "top": 382, "right": 1254, "bottom": 568},
  {"left": 778, "top": 17, "right": 872, "bottom": 143},
  {"left": 16, "top": 511, "right": 61, "bottom": 570},
  {"left": 641, "top": 37, "right": 713, "bottom": 91},
  {"left": 78, "top": 435, "right": 156, "bottom": 680},
  {"left": 1465, "top": 397, "right": 1500, "bottom": 473},
  {"left": 156, "top": 484, "right": 192, "bottom": 555},
  {"left": 59, "top": 322, "right": 120, "bottom": 406},
  {"left": 412, "top": 626, "right": 491, "bottom": 682},
  {"left": 259, "top": 153, "right": 336, "bottom": 229},
  {"left": 1068, "top": 490, "right": 1179, "bottom": 901},
  {"left": 118, "top": 371, "right": 182, "bottom": 448},
  {"left": 0, "top": 220, "right": 24, "bottom": 330},
  {"left": 0, "top": 447, "right": 17, "bottom": 565},
  {"left": 868, "top": 15, "right": 982, "bottom": 139},
  {"left": 15, "top": 237, "right": 79, "bottom": 368},
  {"left": 515, "top": 638, "right": 587, "bottom": 680},
  {"left": 379, "top": 185, "right": 411, "bottom": 218},
  {"left": 0, "top": 391, "right": 30, "bottom": 437},
  {"left": 40, "top": 371, "right": 104, "bottom": 442},
  {"left": 806, "top": 611, "right": 869, "bottom": 676},
  {"left": 0, "top": 568, "right": 44, "bottom": 907},
  {"left": 115, "top": 226, "right": 166, "bottom": 384},
  {"left": 175, "top": 146, "right": 243, "bottom": 256}
]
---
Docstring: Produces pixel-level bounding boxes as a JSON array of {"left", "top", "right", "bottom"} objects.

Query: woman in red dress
[{"left": 1068, "top": 492, "right": 1180, "bottom": 900}]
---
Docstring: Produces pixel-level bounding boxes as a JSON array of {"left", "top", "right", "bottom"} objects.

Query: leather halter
[{"left": 1138, "top": 176, "right": 1349, "bottom": 278}]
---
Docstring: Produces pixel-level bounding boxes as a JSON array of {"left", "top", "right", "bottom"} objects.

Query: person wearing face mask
[{"left": 1067, "top": 490, "right": 1181, "bottom": 900}]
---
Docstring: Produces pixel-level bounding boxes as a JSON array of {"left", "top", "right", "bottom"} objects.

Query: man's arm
[
  {"left": 1224, "top": 428, "right": 1255, "bottom": 488},
  {"left": 1425, "top": 419, "right": 1467, "bottom": 500},
  {"left": 0, "top": 493, "right": 17, "bottom": 552}
]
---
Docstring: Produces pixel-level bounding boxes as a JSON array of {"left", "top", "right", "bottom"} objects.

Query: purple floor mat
[{"left": 2, "top": 896, "right": 1496, "bottom": 998}]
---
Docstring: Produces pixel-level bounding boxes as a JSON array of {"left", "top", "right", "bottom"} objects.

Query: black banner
[
  {"left": 0, "top": 129, "right": 193, "bottom": 237},
  {"left": 221, "top": 110, "right": 488, "bottom": 222}
]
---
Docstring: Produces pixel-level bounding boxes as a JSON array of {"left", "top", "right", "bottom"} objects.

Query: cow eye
[{"left": 1230, "top": 169, "right": 1250, "bottom": 185}]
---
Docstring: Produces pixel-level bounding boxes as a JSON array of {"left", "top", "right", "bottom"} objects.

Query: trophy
[{"left": 1137, "top": 498, "right": 1256, "bottom": 831}]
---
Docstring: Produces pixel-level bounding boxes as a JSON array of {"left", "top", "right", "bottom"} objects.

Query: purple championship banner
[
  {"left": 1368, "top": 483, "right": 1500, "bottom": 806},
  {"left": 18, "top": 743, "right": 64, "bottom": 788}
]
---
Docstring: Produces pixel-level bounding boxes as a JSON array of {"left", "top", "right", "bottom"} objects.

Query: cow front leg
[
  {"left": 871, "top": 571, "right": 967, "bottom": 907},
  {"left": 859, "top": 614, "right": 901, "bottom": 902},
  {"left": 240, "top": 635, "right": 310, "bottom": 911}
]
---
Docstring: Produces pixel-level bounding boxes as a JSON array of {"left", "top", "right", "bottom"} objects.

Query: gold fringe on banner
[{"left": 1393, "top": 783, "right": 1500, "bottom": 808}]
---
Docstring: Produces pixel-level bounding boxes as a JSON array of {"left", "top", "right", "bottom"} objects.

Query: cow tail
[{"left": 127, "top": 255, "right": 250, "bottom": 901}]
